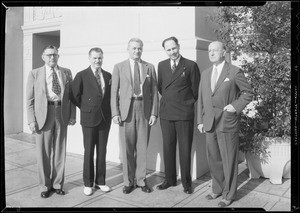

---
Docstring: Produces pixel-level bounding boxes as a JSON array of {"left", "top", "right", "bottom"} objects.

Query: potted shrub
[{"left": 207, "top": 2, "right": 291, "bottom": 184}]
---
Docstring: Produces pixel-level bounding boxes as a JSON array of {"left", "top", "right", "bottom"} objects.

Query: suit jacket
[
  {"left": 71, "top": 66, "right": 112, "bottom": 128},
  {"left": 197, "top": 61, "right": 253, "bottom": 132},
  {"left": 26, "top": 65, "right": 76, "bottom": 130},
  {"left": 158, "top": 57, "right": 200, "bottom": 120},
  {"left": 111, "top": 59, "right": 158, "bottom": 121}
]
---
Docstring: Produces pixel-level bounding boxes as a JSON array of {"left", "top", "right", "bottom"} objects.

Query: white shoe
[
  {"left": 96, "top": 184, "right": 110, "bottom": 192},
  {"left": 83, "top": 187, "right": 93, "bottom": 196}
]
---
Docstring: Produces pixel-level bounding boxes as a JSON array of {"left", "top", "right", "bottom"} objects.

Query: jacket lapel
[
  {"left": 87, "top": 67, "right": 102, "bottom": 94},
  {"left": 165, "top": 57, "right": 186, "bottom": 89},
  {"left": 124, "top": 60, "right": 133, "bottom": 87},
  {"left": 213, "top": 62, "right": 229, "bottom": 94},
  {"left": 141, "top": 60, "right": 148, "bottom": 84},
  {"left": 39, "top": 66, "right": 47, "bottom": 94}
]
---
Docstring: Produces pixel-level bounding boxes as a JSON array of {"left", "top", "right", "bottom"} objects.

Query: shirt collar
[
  {"left": 213, "top": 60, "right": 225, "bottom": 72},
  {"left": 91, "top": 66, "right": 102, "bottom": 74},
  {"left": 171, "top": 55, "right": 181, "bottom": 65}
]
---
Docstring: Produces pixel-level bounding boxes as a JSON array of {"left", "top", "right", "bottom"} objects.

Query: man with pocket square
[
  {"left": 197, "top": 41, "right": 253, "bottom": 207},
  {"left": 71, "top": 47, "right": 112, "bottom": 196},
  {"left": 157, "top": 36, "right": 200, "bottom": 194}
]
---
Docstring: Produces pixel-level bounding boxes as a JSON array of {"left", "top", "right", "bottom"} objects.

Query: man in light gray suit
[
  {"left": 26, "top": 45, "right": 76, "bottom": 198},
  {"left": 111, "top": 38, "right": 159, "bottom": 194}
]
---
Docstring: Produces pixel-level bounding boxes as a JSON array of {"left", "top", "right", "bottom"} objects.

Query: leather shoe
[
  {"left": 137, "top": 185, "right": 151, "bottom": 193},
  {"left": 156, "top": 181, "right": 175, "bottom": 190},
  {"left": 54, "top": 189, "right": 65, "bottom": 195},
  {"left": 218, "top": 199, "right": 233, "bottom": 207},
  {"left": 205, "top": 193, "right": 221, "bottom": 200},
  {"left": 183, "top": 186, "right": 193, "bottom": 194},
  {"left": 40, "top": 190, "right": 51, "bottom": 198},
  {"left": 123, "top": 185, "right": 135, "bottom": 194}
]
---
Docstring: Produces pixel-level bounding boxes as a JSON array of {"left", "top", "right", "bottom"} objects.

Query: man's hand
[
  {"left": 29, "top": 122, "right": 37, "bottom": 134},
  {"left": 148, "top": 115, "right": 157, "bottom": 126},
  {"left": 197, "top": 124, "right": 205, "bottom": 133},
  {"left": 223, "top": 104, "right": 236, "bottom": 112},
  {"left": 112, "top": 115, "right": 121, "bottom": 124},
  {"left": 69, "top": 118, "right": 76, "bottom": 126}
]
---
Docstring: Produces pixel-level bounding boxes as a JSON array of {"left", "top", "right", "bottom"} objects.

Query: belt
[
  {"left": 48, "top": 101, "right": 61, "bottom": 106},
  {"left": 131, "top": 97, "right": 143, "bottom": 101}
]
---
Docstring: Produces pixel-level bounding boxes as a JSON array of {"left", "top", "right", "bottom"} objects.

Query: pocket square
[
  {"left": 181, "top": 72, "right": 185, "bottom": 77},
  {"left": 224, "top": 78, "right": 230, "bottom": 82}
]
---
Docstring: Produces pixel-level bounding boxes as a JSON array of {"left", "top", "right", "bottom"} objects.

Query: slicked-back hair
[
  {"left": 89, "top": 47, "right": 104, "bottom": 56},
  {"left": 42, "top": 45, "right": 58, "bottom": 54},
  {"left": 128, "top": 38, "right": 144, "bottom": 47},
  {"left": 162, "top": 36, "right": 179, "bottom": 48}
]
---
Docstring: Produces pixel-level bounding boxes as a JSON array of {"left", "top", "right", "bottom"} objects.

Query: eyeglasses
[{"left": 44, "top": 54, "right": 59, "bottom": 58}]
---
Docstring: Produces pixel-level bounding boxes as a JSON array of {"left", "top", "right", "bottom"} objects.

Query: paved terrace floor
[{"left": 3, "top": 133, "right": 291, "bottom": 211}]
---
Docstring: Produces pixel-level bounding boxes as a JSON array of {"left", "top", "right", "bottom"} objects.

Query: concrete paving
[{"left": 4, "top": 133, "right": 291, "bottom": 211}]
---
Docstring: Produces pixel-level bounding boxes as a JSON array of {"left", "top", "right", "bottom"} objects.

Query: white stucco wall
[{"left": 22, "top": 6, "right": 213, "bottom": 179}]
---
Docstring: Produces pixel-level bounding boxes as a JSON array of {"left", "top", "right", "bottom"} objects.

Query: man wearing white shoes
[{"left": 71, "top": 47, "right": 112, "bottom": 196}]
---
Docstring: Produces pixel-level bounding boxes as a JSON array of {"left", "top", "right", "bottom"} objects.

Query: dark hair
[
  {"left": 89, "top": 47, "right": 103, "bottom": 56},
  {"left": 42, "top": 45, "right": 58, "bottom": 54},
  {"left": 162, "top": 36, "right": 179, "bottom": 48}
]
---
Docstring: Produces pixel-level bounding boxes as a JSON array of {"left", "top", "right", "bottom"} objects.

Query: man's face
[
  {"left": 208, "top": 42, "right": 225, "bottom": 64},
  {"left": 42, "top": 48, "right": 59, "bottom": 67},
  {"left": 127, "top": 41, "right": 143, "bottom": 61},
  {"left": 89, "top": 51, "right": 103, "bottom": 70},
  {"left": 164, "top": 40, "right": 180, "bottom": 61}
]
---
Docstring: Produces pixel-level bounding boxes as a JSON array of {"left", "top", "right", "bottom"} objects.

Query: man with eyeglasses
[{"left": 26, "top": 45, "right": 76, "bottom": 198}]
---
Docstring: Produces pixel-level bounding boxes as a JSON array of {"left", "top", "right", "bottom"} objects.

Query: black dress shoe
[
  {"left": 156, "top": 181, "right": 175, "bottom": 190},
  {"left": 54, "top": 189, "right": 65, "bottom": 195},
  {"left": 123, "top": 185, "right": 135, "bottom": 194},
  {"left": 183, "top": 186, "right": 193, "bottom": 194},
  {"left": 137, "top": 185, "right": 151, "bottom": 193},
  {"left": 41, "top": 190, "right": 51, "bottom": 198}
]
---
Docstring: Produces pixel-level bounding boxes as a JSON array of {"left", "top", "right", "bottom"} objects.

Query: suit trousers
[
  {"left": 121, "top": 99, "right": 150, "bottom": 187},
  {"left": 160, "top": 119, "right": 193, "bottom": 188},
  {"left": 206, "top": 126, "right": 239, "bottom": 201},
  {"left": 36, "top": 104, "right": 67, "bottom": 192},
  {"left": 81, "top": 120, "right": 110, "bottom": 187}
]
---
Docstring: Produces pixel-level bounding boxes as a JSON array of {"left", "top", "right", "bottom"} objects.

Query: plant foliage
[{"left": 208, "top": 2, "right": 291, "bottom": 156}]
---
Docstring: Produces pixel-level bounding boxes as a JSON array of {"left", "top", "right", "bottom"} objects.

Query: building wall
[
  {"left": 20, "top": 6, "right": 217, "bottom": 179},
  {"left": 4, "top": 7, "right": 24, "bottom": 134}
]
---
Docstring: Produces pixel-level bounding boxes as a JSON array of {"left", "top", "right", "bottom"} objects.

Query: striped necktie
[
  {"left": 171, "top": 60, "right": 176, "bottom": 73},
  {"left": 95, "top": 69, "right": 103, "bottom": 96}
]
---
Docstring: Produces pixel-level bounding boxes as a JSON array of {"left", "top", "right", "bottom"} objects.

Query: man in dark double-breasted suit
[
  {"left": 71, "top": 47, "right": 112, "bottom": 196},
  {"left": 197, "top": 41, "right": 253, "bottom": 207},
  {"left": 157, "top": 36, "right": 200, "bottom": 194}
]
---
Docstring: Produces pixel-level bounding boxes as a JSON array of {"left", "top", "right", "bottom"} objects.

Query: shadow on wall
[{"left": 147, "top": 108, "right": 209, "bottom": 179}]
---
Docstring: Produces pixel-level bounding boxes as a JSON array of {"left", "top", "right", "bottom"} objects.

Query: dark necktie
[
  {"left": 134, "top": 61, "right": 141, "bottom": 95},
  {"left": 171, "top": 60, "right": 176, "bottom": 73},
  {"left": 211, "top": 67, "right": 218, "bottom": 92},
  {"left": 95, "top": 69, "right": 103, "bottom": 96},
  {"left": 52, "top": 68, "right": 61, "bottom": 96}
]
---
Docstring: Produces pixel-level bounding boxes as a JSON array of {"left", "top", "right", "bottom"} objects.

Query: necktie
[
  {"left": 134, "top": 61, "right": 141, "bottom": 95},
  {"left": 52, "top": 68, "right": 61, "bottom": 96},
  {"left": 171, "top": 60, "right": 176, "bottom": 73},
  {"left": 211, "top": 67, "right": 218, "bottom": 92},
  {"left": 95, "top": 69, "right": 103, "bottom": 96}
]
